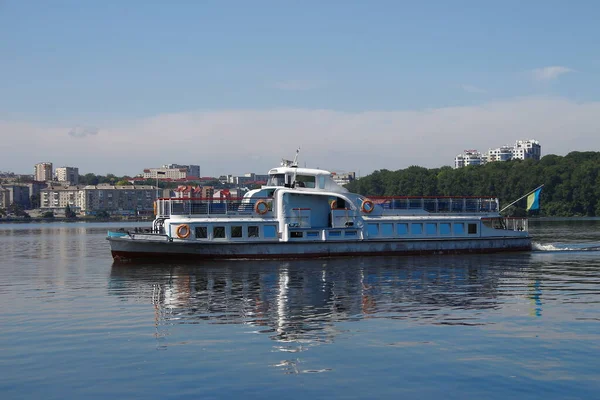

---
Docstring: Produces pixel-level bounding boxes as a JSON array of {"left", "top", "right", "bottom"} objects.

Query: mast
[
  {"left": 500, "top": 184, "right": 544, "bottom": 213},
  {"left": 292, "top": 148, "right": 300, "bottom": 186}
]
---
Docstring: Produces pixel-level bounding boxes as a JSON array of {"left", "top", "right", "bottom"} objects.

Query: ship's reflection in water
[{"left": 110, "top": 254, "right": 537, "bottom": 357}]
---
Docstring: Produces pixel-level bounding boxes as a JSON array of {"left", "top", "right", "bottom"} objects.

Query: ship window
[
  {"left": 213, "top": 226, "right": 225, "bottom": 239},
  {"left": 440, "top": 223, "right": 451, "bottom": 235},
  {"left": 329, "top": 231, "right": 341, "bottom": 237},
  {"left": 482, "top": 218, "right": 505, "bottom": 229},
  {"left": 381, "top": 223, "right": 393, "bottom": 236},
  {"left": 307, "top": 231, "right": 319, "bottom": 237},
  {"left": 411, "top": 223, "right": 423, "bottom": 234},
  {"left": 396, "top": 223, "right": 408, "bottom": 235},
  {"left": 290, "top": 231, "right": 303, "bottom": 238},
  {"left": 295, "top": 175, "right": 316, "bottom": 188},
  {"left": 345, "top": 230, "right": 357, "bottom": 237},
  {"left": 264, "top": 225, "right": 277, "bottom": 238},
  {"left": 367, "top": 223, "right": 379, "bottom": 236},
  {"left": 248, "top": 226, "right": 259, "bottom": 238},
  {"left": 195, "top": 226, "right": 207, "bottom": 238},
  {"left": 318, "top": 176, "right": 326, "bottom": 189},
  {"left": 231, "top": 226, "right": 242, "bottom": 238},
  {"left": 454, "top": 223, "right": 465, "bottom": 235},
  {"left": 468, "top": 223, "right": 478, "bottom": 234},
  {"left": 426, "top": 223, "right": 437, "bottom": 235},
  {"left": 267, "top": 174, "right": 285, "bottom": 186}
]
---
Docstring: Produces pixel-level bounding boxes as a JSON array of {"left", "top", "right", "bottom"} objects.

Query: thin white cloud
[
  {"left": 272, "top": 80, "right": 321, "bottom": 91},
  {"left": 531, "top": 66, "right": 574, "bottom": 81},
  {"left": 3, "top": 96, "right": 600, "bottom": 176},
  {"left": 461, "top": 85, "right": 487, "bottom": 94}
]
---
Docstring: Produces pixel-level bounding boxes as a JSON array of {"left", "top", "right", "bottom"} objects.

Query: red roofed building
[{"left": 173, "top": 185, "right": 214, "bottom": 199}]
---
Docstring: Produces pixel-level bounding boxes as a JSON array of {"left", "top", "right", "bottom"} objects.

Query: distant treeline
[{"left": 345, "top": 151, "right": 600, "bottom": 217}]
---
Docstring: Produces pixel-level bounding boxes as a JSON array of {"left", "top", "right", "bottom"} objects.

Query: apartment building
[
  {"left": 143, "top": 168, "right": 188, "bottom": 180},
  {"left": 163, "top": 164, "right": 200, "bottom": 178},
  {"left": 0, "top": 185, "right": 31, "bottom": 208},
  {"left": 40, "top": 185, "right": 82, "bottom": 211},
  {"left": 485, "top": 146, "right": 513, "bottom": 163},
  {"left": 513, "top": 139, "right": 542, "bottom": 160},
  {"left": 34, "top": 162, "right": 53, "bottom": 181},
  {"left": 223, "top": 173, "right": 269, "bottom": 186},
  {"left": 55, "top": 166, "right": 79, "bottom": 185},
  {"left": 455, "top": 139, "right": 541, "bottom": 168},
  {"left": 0, "top": 187, "right": 8, "bottom": 209},
  {"left": 454, "top": 150, "right": 485, "bottom": 168},
  {"left": 41, "top": 184, "right": 156, "bottom": 215}
]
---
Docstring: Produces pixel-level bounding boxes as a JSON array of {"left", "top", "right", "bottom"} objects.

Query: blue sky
[{"left": 1, "top": 1, "right": 600, "bottom": 176}]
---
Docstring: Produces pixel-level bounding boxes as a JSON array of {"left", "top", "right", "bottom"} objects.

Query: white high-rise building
[
  {"left": 485, "top": 146, "right": 513, "bottom": 163},
  {"left": 455, "top": 139, "right": 541, "bottom": 167},
  {"left": 34, "top": 162, "right": 53, "bottom": 181},
  {"left": 512, "top": 139, "right": 541, "bottom": 160},
  {"left": 143, "top": 168, "right": 188, "bottom": 180},
  {"left": 55, "top": 167, "right": 79, "bottom": 184},
  {"left": 162, "top": 164, "right": 200, "bottom": 178},
  {"left": 454, "top": 150, "right": 484, "bottom": 169}
]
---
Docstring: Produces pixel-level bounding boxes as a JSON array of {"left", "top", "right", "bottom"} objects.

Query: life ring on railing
[
  {"left": 153, "top": 201, "right": 157, "bottom": 215},
  {"left": 330, "top": 200, "right": 337, "bottom": 210},
  {"left": 176, "top": 224, "right": 191, "bottom": 239},
  {"left": 361, "top": 199, "right": 375, "bottom": 213},
  {"left": 254, "top": 200, "right": 269, "bottom": 215}
]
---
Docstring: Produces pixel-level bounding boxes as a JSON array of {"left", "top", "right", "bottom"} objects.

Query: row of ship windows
[
  {"left": 367, "top": 222, "right": 478, "bottom": 236},
  {"left": 194, "top": 225, "right": 278, "bottom": 239},
  {"left": 186, "top": 221, "right": 478, "bottom": 240}
]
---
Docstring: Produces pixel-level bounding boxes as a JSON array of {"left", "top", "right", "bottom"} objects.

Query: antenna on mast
[{"left": 292, "top": 147, "right": 300, "bottom": 167}]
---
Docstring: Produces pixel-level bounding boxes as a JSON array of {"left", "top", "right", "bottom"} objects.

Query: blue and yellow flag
[{"left": 526, "top": 188, "right": 542, "bottom": 211}]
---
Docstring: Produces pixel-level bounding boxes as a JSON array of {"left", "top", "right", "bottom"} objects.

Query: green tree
[
  {"left": 348, "top": 151, "right": 600, "bottom": 217},
  {"left": 79, "top": 173, "right": 99, "bottom": 185},
  {"left": 65, "top": 205, "right": 77, "bottom": 218},
  {"left": 7, "top": 202, "right": 30, "bottom": 218},
  {"left": 30, "top": 193, "right": 40, "bottom": 209}
]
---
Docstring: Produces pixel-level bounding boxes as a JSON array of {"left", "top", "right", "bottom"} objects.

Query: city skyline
[{"left": 2, "top": 2, "right": 600, "bottom": 176}]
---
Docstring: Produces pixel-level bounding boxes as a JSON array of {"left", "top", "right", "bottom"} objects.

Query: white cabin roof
[{"left": 268, "top": 167, "right": 332, "bottom": 176}]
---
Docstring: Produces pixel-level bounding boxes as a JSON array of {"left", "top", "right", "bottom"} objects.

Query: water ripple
[{"left": 2, "top": 221, "right": 600, "bottom": 399}]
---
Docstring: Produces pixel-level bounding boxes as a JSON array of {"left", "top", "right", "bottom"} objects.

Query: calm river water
[{"left": 1, "top": 220, "right": 600, "bottom": 399}]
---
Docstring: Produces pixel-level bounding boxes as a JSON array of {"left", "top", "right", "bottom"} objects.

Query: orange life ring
[
  {"left": 176, "top": 224, "right": 191, "bottom": 239},
  {"left": 330, "top": 200, "right": 337, "bottom": 210},
  {"left": 153, "top": 201, "right": 157, "bottom": 215},
  {"left": 361, "top": 199, "right": 375, "bottom": 213},
  {"left": 255, "top": 200, "right": 269, "bottom": 215}
]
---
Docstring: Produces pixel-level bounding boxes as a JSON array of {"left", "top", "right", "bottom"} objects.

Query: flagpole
[{"left": 500, "top": 184, "right": 544, "bottom": 213}]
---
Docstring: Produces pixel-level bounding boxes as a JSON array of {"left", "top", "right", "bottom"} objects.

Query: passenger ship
[{"left": 107, "top": 157, "right": 531, "bottom": 262}]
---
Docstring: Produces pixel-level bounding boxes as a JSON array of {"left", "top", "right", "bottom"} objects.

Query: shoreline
[{"left": 0, "top": 217, "right": 153, "bottom": 224}]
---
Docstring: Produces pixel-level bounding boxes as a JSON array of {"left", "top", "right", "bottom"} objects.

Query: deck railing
[
  {"left": 155, "top": 196, "right": 502, "bottom": 218},
  {"left": 372, "top": 197, "right": 499, "bottom": 213},
  {"left": 155, "top": 197, "right": 273, "bottom": 218},
  {"left": 503, "top": 217, "right": 528, "bottom": 232}
]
